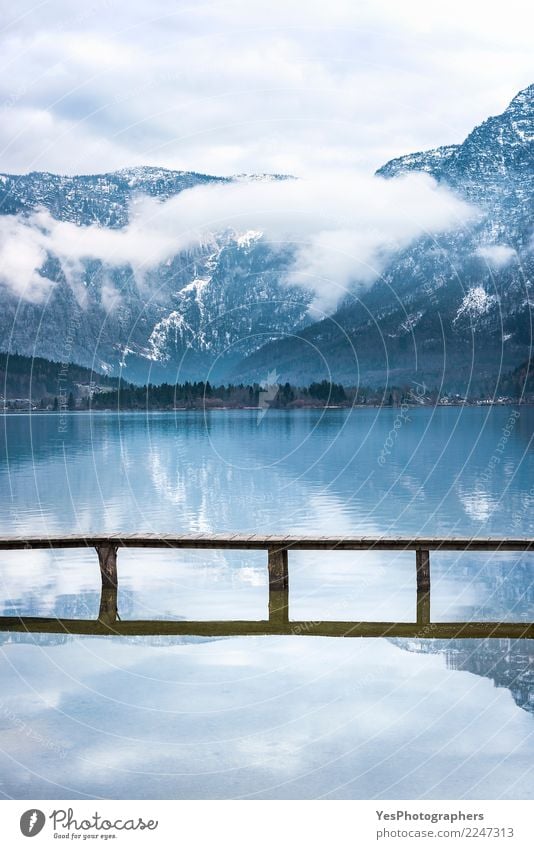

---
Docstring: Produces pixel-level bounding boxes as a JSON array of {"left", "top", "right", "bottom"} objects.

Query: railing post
[
  {"left": 96, "top": 543, "right": 118, "bottom": 590},
  {"left": 416, "top": 548, "right": 431, "bottom": 626},
  {"left": 268, "top": 546, "right": 289, "bottom": 627}
]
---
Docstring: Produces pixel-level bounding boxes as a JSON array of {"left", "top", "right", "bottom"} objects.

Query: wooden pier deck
[
  {"left": 0, "top": 534, "right": 532, "bottom": 639},
  {"left": 0, "top": 533, "right": 532, "bottom": 551}
]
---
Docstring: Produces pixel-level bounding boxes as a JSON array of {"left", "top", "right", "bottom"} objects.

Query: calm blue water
[{"left": 0, "top": 407, "right": 533, "bottom": 799}]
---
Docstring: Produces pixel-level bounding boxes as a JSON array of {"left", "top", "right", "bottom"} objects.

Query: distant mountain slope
[
  {"left": 233, "top": 85, "right": 533, "bottom": 390},
  {"left": 0, "top": 169, "right": 311, "bottom": 382},
  {"left": 0, "top": 352, "right": 116, "bottom": 400},
  {"left": 0, "top": 167, "right": 230, "bottom": 226},
  {"left": 0, "top": 85, "right": 532, "bottom": 390}
]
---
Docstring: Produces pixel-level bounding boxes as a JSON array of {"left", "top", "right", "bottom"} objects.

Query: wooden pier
[{"left": 0, "top": 534, "right": 532, "bottom": 639}]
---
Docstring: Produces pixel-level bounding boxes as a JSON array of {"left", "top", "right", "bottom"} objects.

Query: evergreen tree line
[
  {"left": 87, "top": 378, "right": 349, "bottom": 410},
  {"left": 0, "top": 352, "right": 116, "bottom": 399},
  {"left": 2, "top": 350, "right": 532, "bottom": 410}
]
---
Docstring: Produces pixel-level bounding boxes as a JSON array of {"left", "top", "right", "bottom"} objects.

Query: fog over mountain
[
  {"left": 0, "top": 84, "right": 532, "bottom": 388},
  {"left": 235, "top": 84, "right": 534, "bottom": 390}
]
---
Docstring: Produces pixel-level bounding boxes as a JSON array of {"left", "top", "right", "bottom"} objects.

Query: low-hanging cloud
[
  {"left": 476, "top": 244, "right": 517, "bottom": 269},
  {"left": 0, "top": 172, "right": 476, "bottom": 312}
]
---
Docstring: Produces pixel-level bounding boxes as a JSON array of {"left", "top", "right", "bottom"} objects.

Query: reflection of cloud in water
[
  {"left": 1, "top": 408, "right": 533, "bottom": 537},
  {"left": 0, "top": 636, "right": 533, "bottom": 799},
  {"left": 457, "top": 486, "right": 498, "bottom": 522},
  {"left": 148, "top": 447, "right": 187, "bottom": 508},
  {"left": 393, "top": 638, "right": 534, "bottom": 717}
]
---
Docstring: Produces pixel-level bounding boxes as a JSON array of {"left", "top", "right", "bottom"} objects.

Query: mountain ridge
[
  {"left": 0, "top": 84, "right": 532, "bottom": 390},
  {"left": 232, "top": 84, "right": 533, "bottom": 390}
]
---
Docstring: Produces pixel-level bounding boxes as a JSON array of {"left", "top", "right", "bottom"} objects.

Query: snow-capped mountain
[
  {"left": 0, "top": 168, "right": 310, "bottom": 381},
  {"left": 0, "top": 167, "right": 230, "bottom": 225},
  {"left": 234, "top": 84, "right": 533, "bottom": 389},
  {"left": 0, "top": 84, "right": 532, "bottom": 389}
]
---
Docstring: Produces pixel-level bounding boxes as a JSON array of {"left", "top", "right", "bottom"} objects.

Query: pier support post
[
  {"left": 416, "top": 548, "right": 431, "bottom": 626},
  {"left": 268, "top": 546, "right": 288, "bottom": 591},
  {"left": 96, "top": 544, "right": 118, "bottom": 590},
  {"left": 268, "top": 546, "right": 289, "bottom": 627},
  {"left": 98, "top": 587, "right": 118, "bottom": 625}
]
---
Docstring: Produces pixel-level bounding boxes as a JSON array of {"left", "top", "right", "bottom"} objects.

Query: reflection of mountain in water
[
  {"left": 394, "top": 639, "right": 534, "bottom": 715},
  {"left": 0, "top": 632, "right": 72, "bottom": 647},
  {"left": 1, "top": 590, "right": 100, "bottom": 620},
  {"left": 393, "top": 555, "right": 534, "bottom": 716},
  {"left": 449, "top": 554, "right": 534, "bottom": 622},
  {"left": 2, "top": 407, "right": 533, "bottom": 539}
]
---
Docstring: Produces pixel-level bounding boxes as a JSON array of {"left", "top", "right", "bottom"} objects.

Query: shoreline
[{"left": 1, "top": 401, "right": 530, "bottom": 416}]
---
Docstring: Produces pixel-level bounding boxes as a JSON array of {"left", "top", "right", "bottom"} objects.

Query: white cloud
[
  {"left": 476, "top": 244, "right": 517, "bottom": 269},
  {"left": 0, "top": 0, "right": 531, "bottom": 176},
  {"left": 0, "top": 172, "right": 476, "bottom": 310},
  {"left": 0, "top": 213, "right": 53, "bottom": 302}
]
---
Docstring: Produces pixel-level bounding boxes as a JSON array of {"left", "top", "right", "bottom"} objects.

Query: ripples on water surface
[{"left": 0, "top": 407, "right": 533, "bottom": 798}]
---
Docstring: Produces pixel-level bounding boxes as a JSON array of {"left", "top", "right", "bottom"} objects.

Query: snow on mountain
[
  {"left": 0, "top": 169, "right": 311, "bottom": 381},
  {"left": 233, "top": 84, "right": 533, "bottom": 389},
  {"left": 454, "top": 286, "right": 498, "bottom": 325},
  {"left": 0, "top": 84, "right": 532, "bottom": 389}
]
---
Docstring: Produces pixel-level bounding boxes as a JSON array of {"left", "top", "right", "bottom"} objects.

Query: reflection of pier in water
[{"left": 0, "top": 534, "right": 532, "bottom": 640}]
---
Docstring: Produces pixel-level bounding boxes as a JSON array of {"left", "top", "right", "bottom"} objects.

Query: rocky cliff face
[
  {"left": 234, "top": 85, "right": 533, "bottom": 390},
  {"left": 0, "top": 167, "right": 232, "bottom": 225},
  {"left": 0, "top": 168, "right": 310, "bottom": 381}
]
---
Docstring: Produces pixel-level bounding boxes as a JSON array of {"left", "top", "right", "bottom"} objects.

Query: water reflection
[
  {"left": 1, "top": 632, "right": 533, "bottom": 799},
  {"left": 1, "top": 577, "right": 532, "bottom": 640},
  {"left": 394, "top": 639, "right": 534, "bottom": 715},
  {"left": 1, "top": 407, "right": 533, "bottom": 537},
  {"left": 0, "top": 409, "right": 533, "bottom": 799}
]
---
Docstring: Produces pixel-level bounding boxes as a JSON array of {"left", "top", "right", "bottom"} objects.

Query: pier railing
[{"left": 0, "top": 534, "right": 532, "bottom": 639}]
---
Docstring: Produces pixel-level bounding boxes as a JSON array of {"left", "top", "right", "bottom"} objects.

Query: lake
[{"left": 0, "top": 406, "right": 533, "bottom": 799}]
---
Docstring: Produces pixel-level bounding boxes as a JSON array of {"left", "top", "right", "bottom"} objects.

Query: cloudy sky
[{"left": 0, "top": 0, "right": 532, "bottom": 177}]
